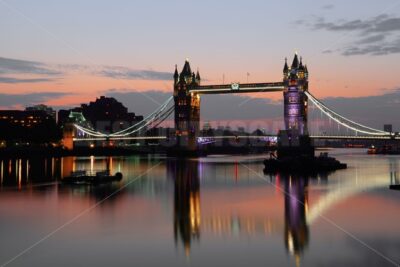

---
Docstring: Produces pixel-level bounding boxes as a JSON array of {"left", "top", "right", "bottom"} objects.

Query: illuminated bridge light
[{"left": 71, "top": 81, "right": 392, "bottom": 143}]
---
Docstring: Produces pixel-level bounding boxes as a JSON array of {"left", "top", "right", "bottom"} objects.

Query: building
[
  {"left": 26, "top": 104, "right": 56, "bottom": 121},
  {"left": 0, "top": 110, "right": 53, "bottom": 128},
  {"left": 384, "top": 124, "right": 393, "bottom": 133},
  {"left": 58, "top": 96, "right": 143, "bottom": 133},
  {"left": 173, "top": 60, "right": 201, "bottom": 150},
  {"left": 0, "top": 110, "right": 60, "bottom": 144}
]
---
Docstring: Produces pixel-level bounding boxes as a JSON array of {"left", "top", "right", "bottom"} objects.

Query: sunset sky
[{"left": 1, "top": 0, "right": 400, "bottom": 127}]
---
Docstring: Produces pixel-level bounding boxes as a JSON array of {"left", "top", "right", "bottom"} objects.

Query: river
[{"left": 0, "top": 149, "right": 399, "bottom": 266}]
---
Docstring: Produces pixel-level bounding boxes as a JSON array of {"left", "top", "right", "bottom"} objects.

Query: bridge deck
[
  {"left": 74, "top": 135, "right": 399, "bottom": 142},
  {"left": 190, "top": 82, "right": 284, "bottom": 94},
  {"left": 310, "top": 135, "right": 399, "bottom": 140}
]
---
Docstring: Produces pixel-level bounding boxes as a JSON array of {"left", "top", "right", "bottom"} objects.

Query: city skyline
[{"left": 1, "top": 0, "right": 400, "bottom": 128}]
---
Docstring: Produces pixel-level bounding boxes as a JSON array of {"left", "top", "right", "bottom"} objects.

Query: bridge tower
[
  {"left": 173, "top": 60, "right": 201, "bottom": 151},
  {"left": 283, "top": 53, "right": 309, "bottom": 135},
  {"left": 278, "top": 54, "right": 312, "bottom": 158}
]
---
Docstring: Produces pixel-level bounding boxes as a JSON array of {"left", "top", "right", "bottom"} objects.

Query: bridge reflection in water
[
  {"left": 282, "top": 175, "right": 309, "bottom": 264},
  {"left": 167, "top": 159, "right": 318, "bottom": 262},
  {"left": 168, "top": 159, "right": 201, "bottom": 256}
]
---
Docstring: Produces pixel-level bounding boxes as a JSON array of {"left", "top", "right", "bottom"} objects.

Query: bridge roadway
[
  {"left": 190, "top": 82, "right": 284, "bottom": 94},
  {"left": 73, "top": 134, "right": 399, "bottom": 142},
  {"left": 73, "top": 135, "right": 278, "bottom": 142},
  {"left": 310, "top": 135, "right": 400, "bottom": 140}
]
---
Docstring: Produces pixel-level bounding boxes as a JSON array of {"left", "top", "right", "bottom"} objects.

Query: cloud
[
  {"left": 311, "top": 14, "right": 400, "bottom": 33},
  {"left": 1, "top": 87, "right": 398, "bottom": 131},
  {"left": 105, "top": 89, "right": 400, "bottom": 131},
  {"left": 0, "top": 56, "right": 62, "bottom": 84},
  {"left": 0, "top": 57, "right": 61, "bottom": 75},
  {"left": 322, "top": 4, "right": 334, "bottom": 10},
  {"left": 301, "top": 15, "right": 400, "bottom": 56},
  {"left": 319, "top": 90, "right": 400, "bottom": 128},
  {"left": 0, "top": 77, "right": 56, "bottom": 84},
  {"left": 106, "top": 89, "right": 282, "bottom": 120},
  {"left": 0, "top": 92, "right": 70, "bottom": 108},
  {"left": 342, "top": 39, "right": 400, "bottom": 56},
  {"left": 0, "top": 56, "right": 173, "bottom": 84},
  {"left": 356, "top": 34, "right": 386, "bottom": 44},
  {"left": 95, "top": 66, "right": 172, "bottom": 81}
]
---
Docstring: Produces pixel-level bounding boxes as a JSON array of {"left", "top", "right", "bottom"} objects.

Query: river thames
[{"left": 0, "top": 149, "right": 399, "bottom": 266}]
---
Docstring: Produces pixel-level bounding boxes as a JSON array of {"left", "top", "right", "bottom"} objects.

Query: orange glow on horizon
[{"left": 0, "top": 64, "right": 397, "bottom": 110}]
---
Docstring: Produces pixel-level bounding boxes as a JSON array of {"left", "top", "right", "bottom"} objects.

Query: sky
[{"left": 0, "top": 0, "right": 400, "bottom": 129}]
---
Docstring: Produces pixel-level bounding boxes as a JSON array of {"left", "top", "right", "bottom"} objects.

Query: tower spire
[
  {"left": 181, "top": 59, "right": 192, "bottom": 77},
  {"left": 283, "top": 57, "right": 289, "bottom": 73},
  {"left": 174, "top": 64, "right": 179, "bottom": 79},
  {"left": 196, "top": 68, "right": 201, "bottom": 81},
  {"left": 299, "top": 57, "right": 305, "bottom": 71},
  {"left": 291, "top": 53, "right": 299, "bottom": 69}
]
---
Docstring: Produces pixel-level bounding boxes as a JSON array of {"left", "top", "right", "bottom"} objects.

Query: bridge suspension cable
[
  {"left": 305, "top": 91, "right": 390, "bottom": 136},
  {"left": 73, "top": 96, "right": 174, "bottom": 138},
  {"left": 110, "top": 105, "right": 174, "bottom": 137},
  {"left": 108, "top": 96, "right": 173, "bottom": 136}
]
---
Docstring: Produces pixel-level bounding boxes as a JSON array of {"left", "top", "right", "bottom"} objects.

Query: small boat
[
  {"left": 62, "top": 170, "right": 123, "bottom": 185},
  {"left": 368, "top": 145, "right": 400, "bottom": 155},
  {"left": 367, "top": 145, "right": 377, "bottom": 154},
  {"left": 389, "top": 184, "right": 400, "bottom": 190}
]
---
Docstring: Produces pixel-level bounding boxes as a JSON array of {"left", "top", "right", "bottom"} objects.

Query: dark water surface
[{"left": 0, "top": 149, "right": 399, "bottom": 267}]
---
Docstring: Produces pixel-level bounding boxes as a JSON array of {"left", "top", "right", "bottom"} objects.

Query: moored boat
[
  {"left": 367, "top": 145, "right": 400, "bottom": 155},
  {"left": 367, "top": 145, "right": 377, "bottom": 154},
  {"left": 62, "top": 170, "right": 123, "bottom": 185},
  {"left": 389, "top": 184, "right": 400, "bottom": 190},
  {"left": 264, "top": 152, "right": 347, "bottom": 174}
]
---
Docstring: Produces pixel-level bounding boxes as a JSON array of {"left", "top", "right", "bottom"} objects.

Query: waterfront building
[
  {"left": 25, "top": 104, "right": 57, "bottom": 121},
  {"left": 58, "top": 96, "right": 143, "bottom": 133},
  {"left": 0, "top": 110, "right": 60, "bottom": 144}
]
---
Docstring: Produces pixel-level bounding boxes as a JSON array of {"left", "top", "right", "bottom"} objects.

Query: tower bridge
[
  {"left": 70, "top": 53, "right": 396, "bottom": 151},
  {"left": 173, "top": 54, "right": 310, "bottom": 152}
]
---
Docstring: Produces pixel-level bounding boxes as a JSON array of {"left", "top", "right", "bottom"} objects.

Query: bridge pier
[{"left": 172, "top": 60, "right": 201, "bottom": 155}]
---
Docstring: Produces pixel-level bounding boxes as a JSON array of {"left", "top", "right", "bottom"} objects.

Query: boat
[
  {"left": 367, "top": 145, "right": 377, "bottom": 154},
  {"left": 368, "top": 145, "right": 400, "bottom": 155},
  {"left": 389, "top": 184, "right": 400, "bottom": 190},
  {"left": 264, "top": 152, "right": 347, "bottom": 174},
  {"left": 62, "top": 170, "right": 123, "bottom": 185}
]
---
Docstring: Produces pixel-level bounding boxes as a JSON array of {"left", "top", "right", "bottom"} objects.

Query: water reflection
[
  {"left": 168, "top": 158, "right": 315, "bottom": 263},
  {"left": 389, "top": 157, "right": 399, "bottom": 185},
  {"left": 0, "top": 158, "right": 61, "bottom": 188},
  {"left": 168, "top": 159, "right": 201, "bottom": 256},
  {"left": 58, "top": 156, "right": 125, "bottom": 205},
  {"left": 0, "top": 156, "right": 124, "bottom": 207},
  {"left": 282, "top": 175, "right": 309, "bottom": 265},
  {"left": 0, "top": 152, "right": 399, "bottom": 266}
]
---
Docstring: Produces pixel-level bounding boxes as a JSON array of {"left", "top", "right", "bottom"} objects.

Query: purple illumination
[{"left": 197, "top": 137, "right": 216, "bottom": 145}]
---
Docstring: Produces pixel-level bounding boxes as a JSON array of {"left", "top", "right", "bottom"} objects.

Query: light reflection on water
[{"left": 0, "top": 149, "right": 399, "bottom": 267}]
